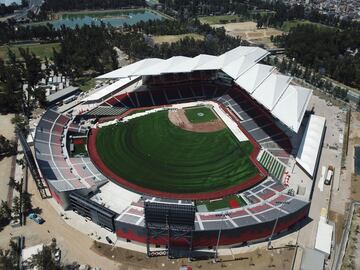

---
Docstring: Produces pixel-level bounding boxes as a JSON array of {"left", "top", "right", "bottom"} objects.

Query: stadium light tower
[
  {"left": 214, "top": 211, "right": 230, "bottom": 262},
  {"left": 268, "top": 217, "right": 279, "bottom": 249}
]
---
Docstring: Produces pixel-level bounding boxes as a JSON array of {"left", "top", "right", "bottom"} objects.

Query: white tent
[
  {"left": 315, "top": 217, "right": 333, "bottom": 257},
  {"left": 82, "top": 77, "right": 140, "bottom": 103},
  {"left": 295, "top": 114, "right": 326, "bottom": 176}
]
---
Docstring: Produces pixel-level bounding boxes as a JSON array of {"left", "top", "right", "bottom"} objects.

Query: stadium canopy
[
  {"left": 82, "top": 77, "right": 140, "bottom": 103},
  {"left": 296, "top": 115, "right": 326, "bottom": 177},
  {"left": 235, "top": 64, "right": 274, "bottom": 94},
  {"left": 96, "top": 46, "right": 312, "bottom": 133}
]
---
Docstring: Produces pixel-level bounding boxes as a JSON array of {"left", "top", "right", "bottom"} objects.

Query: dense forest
[
  {"left": 116, "top": 19, "right": 243, "bottom": 59},
  {"left": 41, "top": 0, "right": 145, "bottom": 12},
  {"left": 274, "top": 25, "right": 360, "bottom": 88},
  {"left": 0, "top": 22, "right": 62, "bottom": 45},
  {"left": 0, "top": 3, "right": 21, "bottom": 17},
  {"left": 160, "top": 0, "right": 360, "bottom": 30},
  {"left": 0, "top": 48, "right": 45, "bottom": 114},
  {"left": 53, "top": 24, "right": 118, "bottom": 78}
]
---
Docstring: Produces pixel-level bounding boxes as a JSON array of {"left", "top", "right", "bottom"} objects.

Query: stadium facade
[{"left": 32, "top": 46, "right": 324, "bottom": 254}]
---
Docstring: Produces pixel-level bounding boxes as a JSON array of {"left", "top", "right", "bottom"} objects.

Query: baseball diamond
[{"left": 93, "top": 109, "right": 259, "bottom": 194}]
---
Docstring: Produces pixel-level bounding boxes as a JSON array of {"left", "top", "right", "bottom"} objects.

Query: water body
[{"left": 49, "top": 9, "right": 164, "bottom": 29}]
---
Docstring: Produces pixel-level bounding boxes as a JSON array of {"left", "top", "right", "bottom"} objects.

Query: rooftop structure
[{"left": 97, "top": 46, "right": 311, "bottom": 132}]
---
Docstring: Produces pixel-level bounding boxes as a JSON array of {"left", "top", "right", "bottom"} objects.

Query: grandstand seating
[
  {"left": 34, "top": 110, "right": 107, "bottom": 192},
  {"left": 93, "top": 79, "right": 292, "bottom": 165},
  {"left": 115, "top": 176, "right": 308, "bottom": 242}
]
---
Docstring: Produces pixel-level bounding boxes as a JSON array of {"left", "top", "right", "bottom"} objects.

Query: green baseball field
[{"left": 95, "top": 109, "right": 259, "bottom": 194}]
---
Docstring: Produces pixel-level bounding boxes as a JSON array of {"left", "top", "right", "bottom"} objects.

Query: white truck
[{"left": 324, "top": 166, "right": 334, "bottom": 185}]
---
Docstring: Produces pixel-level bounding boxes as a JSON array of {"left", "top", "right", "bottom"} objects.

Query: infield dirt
[{"left": 168, "top": 108, "right": 225, "bottom": 133}]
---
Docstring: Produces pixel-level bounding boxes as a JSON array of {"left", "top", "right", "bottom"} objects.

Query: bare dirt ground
[
  {"left": 349, "top": 112, "right": 360, "bottom": 201},
  {"left": 168, "top": 108, "right": 225, "bottom": 133},
  {"left": 0, "top": 173, "right": 119, "bottom": 269},
  {"left": 341, "top": 205, "right": 360, "bottom": 270},
  {"left": 0, "top": 114, "right": 15, "bottom": 202},
  {"left": 212, "top": 21, "right": 283, "bottom": 48},
  {"left": 152, "top": 33, "right": 204, "bottom": 44},
  {"left": 92, "top": 241, "right": 296, "bottom": 270}
]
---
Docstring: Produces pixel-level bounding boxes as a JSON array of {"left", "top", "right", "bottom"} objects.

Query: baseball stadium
[{"left": 29, "top": 46, "right": 326, "bottom": 258}]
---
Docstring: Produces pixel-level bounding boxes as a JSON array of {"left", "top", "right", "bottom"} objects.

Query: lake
[{"left": 49, "top": 9, "right": 164, "bottom": 29}]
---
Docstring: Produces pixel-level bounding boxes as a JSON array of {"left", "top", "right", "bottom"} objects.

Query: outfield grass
[
  {"left": 96, "top": 111, "right": 258, "bottom": 194},
  {"left": 0, "top": 42, "right": 60, "bottom": 61},
  {"left": 281, "top": 20, "right": 333, "bottom": 32},
  {"left": 184, "top": 106, "right": 217, "bottom": 123},
  {"left": 198, "top": 195, "right": 247, "bottom": 211}
]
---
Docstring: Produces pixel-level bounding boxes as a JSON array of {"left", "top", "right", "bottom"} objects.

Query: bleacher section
[
  {"left": 87, "top": 106, "right": 128, "bottom": 116},
  {"left": 34, "top": 110, "right": 107, "bottom": 194},
  {"left": 216, "top": 86, "right": 292, "bottom": 164},
  {"left": 258, "top": 151, "right": 285, "bottom": 181}
]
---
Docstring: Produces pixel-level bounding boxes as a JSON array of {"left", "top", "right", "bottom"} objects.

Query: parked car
[
  {"left": 28, "top": 213, "right": 45, "bottom": 224},
  {"left": 105, "top": 236, "right": 113, "bottom": 244},
  {"left": 324, "top": 165, "right": 334, "bottom": 185}
]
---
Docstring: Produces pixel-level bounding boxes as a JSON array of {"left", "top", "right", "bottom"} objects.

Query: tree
[
  {"left": 18, "top": 48, "right": 44, "bottom": 115},
  {"left": 12, "top": 196, "right": 20, "bottom": 218},
  {"left": 11, "top": 114, "right": 28, "bottom": 135},
  {"left": 8, "top": 240, "right": 20, "bottom": 268},
  {"left": 8, "top": 177, "right": 21, "bottom": 192},
  {"left": 0, "top": 55, "right": 23, "bottom": 114},
  {"left": 0, "top": 201, "right": 11, "bottom": 225},
  {"left": 0, "top": 135, "right": 16, "bottom": 157},
  {"left": 21, "top": 192, "right": 32, "bottom": 214},
  {"left": 30, "top": 245, "right": 62, "bottom": 270}
]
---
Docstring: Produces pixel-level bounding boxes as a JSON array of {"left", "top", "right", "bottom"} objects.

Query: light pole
[
  {"left": 268, "top": 217, "right": 279, "bottom": 249},
  {"left": 214, "top": 211, "right": 229, "bottom": 262}
]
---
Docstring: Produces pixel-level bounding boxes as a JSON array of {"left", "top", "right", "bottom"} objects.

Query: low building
[{"left": 46, "top": 86, "right": 80, "bottom": 107}]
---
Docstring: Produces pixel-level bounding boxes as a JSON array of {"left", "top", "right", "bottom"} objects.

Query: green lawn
[
  {"left": 281, "top": 20, "right": 334, "bottom": 32},
  {"left": 184, "top": 106, "right": 218, "bottom": 123},
  {"left": 198, "top": 195, "right": 247, "bottom": 211},
  {"left": 0, "top": 42, "right": 60, "bottom": 61},
  {"left": 96, "top": 111, "right": 258, "bottom": 194},
  {"left": 199, "top": 15, "right": 241, "bottom": 25}
]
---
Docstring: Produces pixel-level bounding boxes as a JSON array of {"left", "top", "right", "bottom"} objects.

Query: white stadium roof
[
  {"left": 235, "top": 64, "right": 274, "bottom": 94},
  {"left": 82, "top": 77, "right": 140, "bottom": 102},
  {"left": 96, "top": 46, "right": 312, "bottom": 133},
  {"left": 252, "top": 73, "right": 292, "bottom": 111}
]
